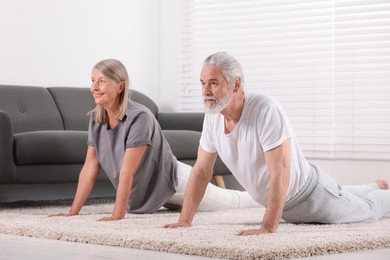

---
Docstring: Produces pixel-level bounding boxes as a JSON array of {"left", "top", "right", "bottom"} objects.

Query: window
[{"left": 180, "top": 0, "right": 390, "bottom": 160}]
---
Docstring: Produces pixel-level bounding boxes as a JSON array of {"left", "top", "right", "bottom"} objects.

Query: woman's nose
[{"left": 91, "top": 81, "right": 98, "bottom": 90}]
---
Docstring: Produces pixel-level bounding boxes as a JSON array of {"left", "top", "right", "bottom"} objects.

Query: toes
[{"left": 376, "top": 179, "right": 389, "bottom": 190}]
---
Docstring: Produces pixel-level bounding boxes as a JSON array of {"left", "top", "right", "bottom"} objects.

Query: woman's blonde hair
[{"left": 90, "top": 59, "right": 130, "bottom": 123}]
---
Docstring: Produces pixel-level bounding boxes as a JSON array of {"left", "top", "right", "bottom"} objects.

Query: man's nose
[{"left": 202, "top": 84, "right": 212, "bottom": 94}]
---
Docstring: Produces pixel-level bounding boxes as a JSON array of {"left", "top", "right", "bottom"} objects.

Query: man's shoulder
[{"left": 246, "top": 91, "right": 278, "bottom": 109}]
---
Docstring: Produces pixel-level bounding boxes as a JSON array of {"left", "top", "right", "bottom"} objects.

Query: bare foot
[{"left": 376, "top": 179, "right": 389, "bottom": 190}]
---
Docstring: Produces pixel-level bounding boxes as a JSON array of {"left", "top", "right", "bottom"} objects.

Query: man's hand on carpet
[
  {"left": 162, "top": 222, "right": 191, "bottom": 229},
  {"left": 237, "top": 228, "right": 272, "bottom": 236},
  {"left": 48, "top": 213, "right": 77, "bottom": 217},
  {"left": 98, "top": 216, "right": 123, "bottom": 221}
]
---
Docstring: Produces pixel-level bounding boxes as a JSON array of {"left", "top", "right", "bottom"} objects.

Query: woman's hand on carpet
[
  {"left": 237, "top": 228, "right": 272, "bottom": 236},
  {"left": 48, "top": 213, "right": 77, "bottom": 217},
  {"left": 162, "top": 222, "right": 191, "bottom": 229}
]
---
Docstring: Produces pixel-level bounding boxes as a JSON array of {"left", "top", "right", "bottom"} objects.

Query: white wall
[
  {"left": 0, "top": 0, "right": 161, "bottom": 101},
  {"left": 310, "top": 159, "right": 390, "bottom": 185},
  {"left": 1, "top": 0, "right": 388, "bottom": 183},
  {"left": 158, "top": 0, "right": 181, "bottom": 112},
  {"left": 0, "top": 0, "right": 181, "bottom": 110}
]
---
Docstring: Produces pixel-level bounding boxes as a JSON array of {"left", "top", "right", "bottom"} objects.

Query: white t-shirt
[{"left": 200, "top": 91, "right": 311, "bottom": 206}]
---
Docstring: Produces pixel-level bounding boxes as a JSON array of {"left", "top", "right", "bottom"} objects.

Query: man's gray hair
[{"left": 203, "top": 52, "right": 245, "bottom": 90}]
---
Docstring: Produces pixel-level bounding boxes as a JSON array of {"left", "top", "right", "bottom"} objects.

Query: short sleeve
[
  {"left": 125, "top": 111, "right": 154, "bottom": 148},
  {"left": 87, "top": 115, "right": 95, "bottom": 147},
  {"left": 199, "top": 114, "right": 217, "bottom": 153},
  {"left": 259, "top": 103, "right": 293, "bottom": 152}
]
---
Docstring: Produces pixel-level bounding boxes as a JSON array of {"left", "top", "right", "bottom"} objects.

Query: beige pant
[{"left": 166, "top": 161, "right": 259, "bottom": 211}]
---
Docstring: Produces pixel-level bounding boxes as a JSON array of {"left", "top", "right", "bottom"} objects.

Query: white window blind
[{"left": 180, "top": 0, "right": 390, "bottom": 160}]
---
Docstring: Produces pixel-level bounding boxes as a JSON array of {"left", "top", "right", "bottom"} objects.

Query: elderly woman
[{"left": 49, "top": 59, "right": 257, "bottom": 221}]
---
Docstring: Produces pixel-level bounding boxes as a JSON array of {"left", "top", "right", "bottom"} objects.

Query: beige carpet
[{"left": 0, "top": 200, "right": 390, "bottom": 259}]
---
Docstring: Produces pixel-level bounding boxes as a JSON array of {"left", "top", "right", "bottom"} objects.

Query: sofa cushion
[
  {"left": 163, "top": 130, "right": 200, "bottom": 160},
  {"left": 48, "top": 87, "right": 95, "bottom": 131},
  {"left": 0, "top": 85, "right": 63, "bottom": 133},
  {"left": 14, "top": 131, "right": 88, "bottom": 165},
  {"left": 157, "top": 112, "right": 204, "bottom": 132}
]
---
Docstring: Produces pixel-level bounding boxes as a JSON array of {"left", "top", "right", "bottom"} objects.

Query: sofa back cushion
[
  {"left": 0, "top": 85, "right": 159, "bottom": 133},
  {"left": 130, "top": 90, "right": 159, "bottom": 116},
  {"left": 49, "top": 88, "right": 159, "bottom": 130},
  {"left": 48, "top": 87, "right": 95, "bottom": 131},
  {"left": 0, "top": 85, "right": 63, "bottom": 133}
]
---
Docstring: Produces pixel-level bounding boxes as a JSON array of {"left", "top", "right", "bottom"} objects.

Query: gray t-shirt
[{"left": 87, "top": 100, "right": 177, "bottom": 213}]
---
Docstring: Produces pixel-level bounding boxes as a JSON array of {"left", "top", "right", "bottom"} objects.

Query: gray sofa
[{"left": 0, "top": 85, "right": 230, "bottom": 203}]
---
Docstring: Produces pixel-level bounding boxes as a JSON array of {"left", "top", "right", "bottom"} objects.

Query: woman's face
[{"left": 90, "top": 69, "right": 123, "bottom": 109}]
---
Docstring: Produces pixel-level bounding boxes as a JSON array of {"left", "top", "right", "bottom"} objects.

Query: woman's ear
[{"left": 119, "top": 80, "right": 125, "bottom": 94}]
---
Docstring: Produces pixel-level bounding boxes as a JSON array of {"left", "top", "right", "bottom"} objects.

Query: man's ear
[{"left": 233, "top": 77, "right": 241, "bottom": 92}]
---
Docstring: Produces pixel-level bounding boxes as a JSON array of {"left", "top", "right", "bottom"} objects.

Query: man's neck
[{"left": 221, "top": 91, "right": 245, "bottom": 133}]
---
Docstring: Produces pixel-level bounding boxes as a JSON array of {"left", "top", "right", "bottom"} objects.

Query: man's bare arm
[
  {"left": 238, "top": 138, "right": 291, "bottom": 235},
  {"left": 163, "top": 147, "right": 217, "bottom": 228}
]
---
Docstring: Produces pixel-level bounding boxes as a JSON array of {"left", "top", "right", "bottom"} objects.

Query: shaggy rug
[{"left": 0, "top": 199, "right": 390, "bottom": 259}]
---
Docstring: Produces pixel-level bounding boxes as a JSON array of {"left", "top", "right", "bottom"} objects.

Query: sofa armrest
[
  {"left": 0, "top": 110, "right": 16, "bottom": 183},
  {"left": 157, "top": 112, "right": 205, "bottom": 132}
]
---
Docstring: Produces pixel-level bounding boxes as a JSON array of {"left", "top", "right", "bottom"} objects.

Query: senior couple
[{"left": 50, "top": 52, "right": 390, "bottom": 236}]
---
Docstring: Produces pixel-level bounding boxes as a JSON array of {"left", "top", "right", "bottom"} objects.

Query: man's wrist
[
  {"left": 68, "top": 210, "right": 79, "bottom": 216},
  {"left": 112, "top": 212, "right": 125, "bottom": 220},
  {"left": 260, "top": 224, "right": 277, "bottom": 233},
  {"left": 178, "top": 217, "right": 192, "bottom": 226}
]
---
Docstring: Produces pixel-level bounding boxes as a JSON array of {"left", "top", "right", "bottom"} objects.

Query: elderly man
[{"left": 164, "top": 52, "right": 390, "bottom": 236}]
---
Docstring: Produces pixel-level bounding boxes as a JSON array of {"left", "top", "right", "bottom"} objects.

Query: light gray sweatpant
[{"left": 282, "top": 165, "right": 390, "bottom": 224}]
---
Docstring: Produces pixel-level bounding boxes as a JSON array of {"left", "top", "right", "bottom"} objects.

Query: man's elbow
[{"left": 192, "top": 165, "right": 213, "bottom": 183}]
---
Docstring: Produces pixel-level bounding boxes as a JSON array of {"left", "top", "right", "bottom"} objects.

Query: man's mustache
[{"left": 203, "top": 96, "right": 217, "bottom": 101}]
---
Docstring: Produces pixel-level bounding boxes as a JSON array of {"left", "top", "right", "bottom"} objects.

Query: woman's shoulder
[
  {"left": 128, "top": 100, "right": 153, "bottom": 114},
  {"left": 126, "top": 100, "right": 156, "bottom": 123}
]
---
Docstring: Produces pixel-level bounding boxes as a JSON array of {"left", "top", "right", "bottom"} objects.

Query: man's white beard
[{"left": 203, "top": 90, "right": 233, "bottom": 114}]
